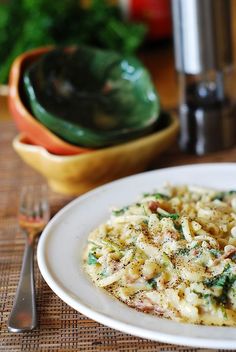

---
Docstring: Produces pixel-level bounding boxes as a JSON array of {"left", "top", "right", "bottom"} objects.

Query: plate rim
[{"left": 37, "top": 162, "right": 236, "bottom": 349}]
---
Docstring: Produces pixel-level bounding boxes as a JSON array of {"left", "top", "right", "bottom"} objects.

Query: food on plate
[{"left": 84, "top": 184, "right": 236, "bottom": 326}]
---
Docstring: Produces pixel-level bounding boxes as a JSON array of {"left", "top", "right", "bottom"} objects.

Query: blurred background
[
  {"left": 1, "top": 0, "right": 236, "bottom": 157},
  {"left": 1, "top": 0, "right": 236, "bottom": 110},
  {"left": 0, "top": 0, "right": 173, "bottom": 102}
]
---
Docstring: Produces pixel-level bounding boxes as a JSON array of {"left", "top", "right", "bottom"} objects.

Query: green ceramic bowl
[{"left": 23, "top": 46, "right": 160, "bottom": 148}]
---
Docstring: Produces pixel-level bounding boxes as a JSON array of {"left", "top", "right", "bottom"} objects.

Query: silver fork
[{"left": 8, "top": 185, "right": 50, "bottom": 332}]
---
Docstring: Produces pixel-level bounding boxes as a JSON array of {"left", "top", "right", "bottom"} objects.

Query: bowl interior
[
  {"left": 18, "top": 49, "right": 50, "bottom": 119},
  {"left": 9, "top": 47, "right": 93, "bottom": 155},
  {"left": 23, "top": 46, "right": 160, "bottom": 147}
]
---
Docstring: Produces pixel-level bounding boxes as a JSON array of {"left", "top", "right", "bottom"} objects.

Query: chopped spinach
[
  {"left": 205, "top": 275, "right": 227, "bottom": 288},
  {"left": 192, "top": 242, "right": 201, "bottom": 249},
  {"left": 112, "top": 206, "right": 129, "bottom": 216},
  {"left": 193, "top": 290, "right": 210, "bottom": 299},
  {"left": 203, "top": 294, "right": 216, "bottom": 306},
  {"left": 212, "top": 190, "right": 236, "bottom": 201},
  {"left": 87, "top": 252, "right": 98, "bottom": 265},
  {"left": 159, "top": 213, "right": 179, "bottom": 220},
  {"left": 174, "top": 223, "right": 183, "bottom": 233},
  {"left": 147, "top": 278, "right": 157, "bottom": 289},
  {"left": 174, "top": 223, "right": 185, "bottom": 239},
  {"left": 204, "top": 264, "right": 236, "bottom": 305},
  {"left": 212, "top": 192, "right": 225, "bottom": 201},
  {"left": 193, "top": 290, "right": 227, "bottom": 315},
  {"left": 143, "top": 192, "right": 170, "bottom": 200},
  {"left": 193, "top": 291, "right": 217, "bottom": 305},
  {"left": 176, "top": 248, "right": 190, "bottom": 256},
  {"left": 204, "top": 265, "right": 231, "bottom": 288},
  {"left": 99, "top": 269, "right": 108, "bottom": 278},
  {"left": 209, "top": 249, "right": 221, "bottom": 258}
]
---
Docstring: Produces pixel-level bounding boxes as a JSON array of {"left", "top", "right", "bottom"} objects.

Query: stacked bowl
[{"left": 10, "top": 46, "right": 179, "bottom": 195}]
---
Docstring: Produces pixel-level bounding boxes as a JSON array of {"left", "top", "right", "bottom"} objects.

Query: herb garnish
[
  {"left": 147, "top": 278, "right": 157, "bottom": 289},
  {"left": 87, "top": 252, "right": 98, "bottom": 265},
  {"left": 212, "top": 190, "right": 236, "bottom": 201},
  {"left": 174, "top": 223, "right": 183, "bottom": 232},
  {"left": 99, "top": 269, "right": 108, "bottom": 278},
  {"left": 112, "top": 206, "right": 129, "bottom": 216},
  {"left": 177, "top": 248, "right": 190, "bottom": 256},
  {"left": 143, "top": 192, "right": 170, "bottom": 200},
  {"left": 209, "top": 249, "right": 221, "bottom": 258},
  {"left": 204, "top": 264, "right": 236, "bottom": 305},
  {"left": 159, "top": 213, "right": 179, "bottom": 220},
  {"left": 212, "top": 193, "right": 225, "bottom": 201}
]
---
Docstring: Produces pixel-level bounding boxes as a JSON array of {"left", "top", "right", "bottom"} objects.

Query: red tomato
[{"left": 123, "top": 0, "right": 172, "bottom": 39}]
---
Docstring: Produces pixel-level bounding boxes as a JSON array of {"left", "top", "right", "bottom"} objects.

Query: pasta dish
[{"left": 84, "top": 185, "right": 236, "bottom": 325}]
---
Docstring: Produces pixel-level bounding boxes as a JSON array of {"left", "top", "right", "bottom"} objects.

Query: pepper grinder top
[{"left": 172, "top": 0, "right": 236, "bottom": 155}]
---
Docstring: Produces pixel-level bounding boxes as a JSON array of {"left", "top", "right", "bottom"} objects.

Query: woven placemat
[{"left": 0, "top": 120, "right": 234, "bottom": 352}]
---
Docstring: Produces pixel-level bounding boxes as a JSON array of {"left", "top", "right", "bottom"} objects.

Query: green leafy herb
[
  {"left": 159, "top": 213, "right": 179, "bottom": 220},
  {"left": 147, "top": 278, "right": 157, "bottom": 289},
  {"left": 143, "top": 192, "right": 170, "bottom": 200},
  {"left": 204, "top": 264, "right": 236, "bottom": 306},
  {"left": 202, "top": 294, "right": 218, "bottom": 308},
  {"left": 174, "top": 223, "right": 183, "bottom": 233},
  {"left": 193, "top": 290, "right": 208, "bottom": 298},
  {"left": 193, "top": 291, "right": 227, "bottom": 317},
  {"left": 112, "top": 206, "right": 129, "bottom": 216},
  {"left": 99, "top": 269, "right": 108, "bottom": 278},
  {"left": 205, "top": 275, "right": 227, "bottom": 288},
  {"left": 209, "top": 249, "right": 221, "bottom": 258},
  {"left": 221, "top": 306, "right": 228, "bottom": 319},
  {"left": 212, "top": 190, "right": 236, "bottom": 201},
  {"left": 0, "top": 0, "right": 146, "bottom": 83},
  {"left": 176, "top": 248, "right": 190, "bottom": 256},
  {"left": 204, "top": 265, "right": 231, "bottom": 288},
  {"left": 193, "top": 291, "right": 216, "bottom": 304},
  {"left": 87, "top": 252, "right": 98, "bottom": 265},
  {"left": 212, "top": 192, "right": 225, "bottom": 201},
  {"left": 174, "top": 223, "right": 185, "bottom": 239}
]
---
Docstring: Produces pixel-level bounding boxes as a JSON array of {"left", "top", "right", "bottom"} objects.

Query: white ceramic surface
[{"left": 37, "top": 163, "right": 236, "bottom": 349}]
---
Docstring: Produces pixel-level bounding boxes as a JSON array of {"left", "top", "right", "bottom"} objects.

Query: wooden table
[{"left": 1, "top": 36, "right": 236, "bottom": 352}]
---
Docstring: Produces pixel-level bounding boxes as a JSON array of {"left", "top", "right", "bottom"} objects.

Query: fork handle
[{"left": 8, "top": 240, "right": 37, "bottom": 332}]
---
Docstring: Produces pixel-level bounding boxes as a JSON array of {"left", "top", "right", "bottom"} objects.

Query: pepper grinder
[{"left": 172, "top": 0, "right": 236, "bottom": 155}]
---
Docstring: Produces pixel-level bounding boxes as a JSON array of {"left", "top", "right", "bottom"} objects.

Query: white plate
[{"left": 37, "top": 163, "right": 236, "bottom": 349}]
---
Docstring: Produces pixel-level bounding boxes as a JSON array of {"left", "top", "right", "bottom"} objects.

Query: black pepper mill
[{"left": 172, "top": 0, "right": 236, "bottom": 155}]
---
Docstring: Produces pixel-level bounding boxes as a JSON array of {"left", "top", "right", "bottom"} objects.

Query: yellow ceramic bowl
[{"left": 13, "top": 113, "right": 179, "bottom": 195}]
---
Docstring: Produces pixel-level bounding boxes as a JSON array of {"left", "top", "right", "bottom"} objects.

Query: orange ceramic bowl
[
  {"left": 13, "top": 112, "right": 179, "bottom": 195},
  {"left": 8, "top": 47, "right": 92, "bottom": 156}
]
